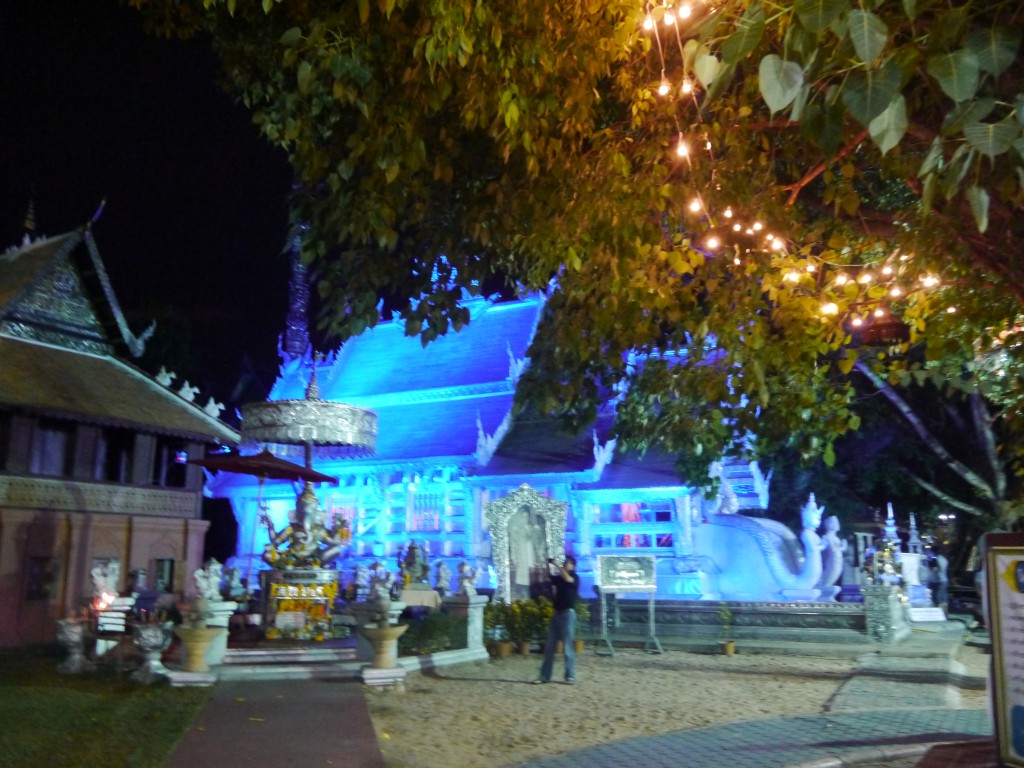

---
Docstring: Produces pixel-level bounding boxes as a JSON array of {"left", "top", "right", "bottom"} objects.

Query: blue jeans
[{"left": 539, "top": 608, "right": 576, "bottom": 682}]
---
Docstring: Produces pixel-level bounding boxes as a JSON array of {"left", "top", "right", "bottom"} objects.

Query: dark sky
[{"left": 0, "top": 0, "right": 294, "bottom": 402}]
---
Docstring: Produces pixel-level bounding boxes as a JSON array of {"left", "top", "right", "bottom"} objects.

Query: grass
[{"left": 0, "top": 644, "right": 209, "bottom": 768}]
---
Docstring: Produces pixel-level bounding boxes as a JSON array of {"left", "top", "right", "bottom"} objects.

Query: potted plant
[
  {"left": 717, "top": 601, "right": 735, "bottom": 656},
  {"left": 483, "top": 600, "right": 512, "bottom": 657},
  {"left": 506, "top": 600, "right": 537, "bottom": 654}
]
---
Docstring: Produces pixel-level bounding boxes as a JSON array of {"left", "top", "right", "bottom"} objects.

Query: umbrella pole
[
  {"left": 247, "top": 477, "right": 267, "bottom": 596},
  {"left": 304, "top": 441, "right": 313, "bottom": 470}
]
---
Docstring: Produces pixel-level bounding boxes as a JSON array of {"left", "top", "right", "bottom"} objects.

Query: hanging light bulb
[
  {"left": 733, "top": 256, "right": 741, "bottom": 265},
  {"left": 732, "top": 223, "right": 741, "bottom": 232},
  {"left": 680, "top": 80, "right": 693, "bottom": 95},
  {"left": 835, "top": 274, "right": 848, "bottom": 285},
  {"left": 922, "top": 275, "right": 939, "bottom": 287},
  {"left": 723, "top": 208, "right": 733, "bottom": 218},
  {"left": 658, "top": 78, "right": 671, "bottom": 96},
  {"left": 752, "top": 222, "right": 763, "bottom": 231},
  {"left": 676, "top": 138, "right": 689, "bottom": 157},
  {"left": 689, "top": 198, "right": 701, "bottom": 213},
  {"left": 821, "top": 302, "right": 839, "bottom": 315},
  {"left": 784, "top": 271, "right": 800, "bottom": 282},
  {"left": 643, "top": 13, "right": 654, "bottom": 30},
  {"left": 706, "top": 236, "right": 720, "bottom": 249},
  {"left": 806, "top": 263, "right": 816, "bottom": 273},
  {"left": 664, "top": 9, "right": 677, "bottom": 25},
  {"left": 678, "top": 3, "right": 693, "bottom": 18},
  {"left": 890, "top": 287, "right": 901, "bottom": 297},
  {"left": 851, "top": 316, "right": 864, "bottom": 327},
  {"left": 946, "top": 306, "right": 957, "bottom": 314},
  {"left": 859, "top": 272, "right": 873, "bottom": 284},
  {"left": 770, "top": 238, "right": 784, "bottom": 251},
  {"left": 881, "top": 266, "right": 893, "bottom": 275}
]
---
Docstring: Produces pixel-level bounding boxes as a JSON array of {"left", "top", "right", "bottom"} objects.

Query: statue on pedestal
[
  {"left": 435, "top": 561, "right": 452, "bottom": 596},
  {"left": 457, "top": 561, "right": 477, "bottom": 596},
  {"left": 261, "top": 483, "right": 350, "bottom": 569}
]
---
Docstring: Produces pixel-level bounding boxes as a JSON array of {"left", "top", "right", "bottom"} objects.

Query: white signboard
[
  {"left": 989, "top": 539, "right": 1024, "bottom": 767},
  {"left": 597, "top": 555, "right": 657, "bottom": 592}
]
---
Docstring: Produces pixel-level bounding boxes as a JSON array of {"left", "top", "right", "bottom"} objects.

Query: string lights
[{"left": 636, "top": 1, "right": 954, "bottom": 346}]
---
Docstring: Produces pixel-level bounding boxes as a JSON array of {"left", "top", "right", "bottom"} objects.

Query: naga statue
[{"left": 693, "top": 493, "right": 834, "bottom": 601}]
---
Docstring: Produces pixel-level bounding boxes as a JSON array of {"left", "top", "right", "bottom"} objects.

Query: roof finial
[
  {"left": 89, "top": 197, "right": 107, "bottom": 226},
  {"left": 22, "top": 197, "right": 36, "bottom": 234}
]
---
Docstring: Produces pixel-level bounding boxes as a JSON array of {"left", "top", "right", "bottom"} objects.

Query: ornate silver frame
[{"left": 484, "top": 484, "right": 567, "bottom": 603}]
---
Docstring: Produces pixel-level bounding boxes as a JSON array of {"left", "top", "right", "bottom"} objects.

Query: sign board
[
  {"left": 597, "top": 555, "right": 657, "bottom": 592},
  {"left": 987, "top": 533, "right": 1024, "bottom": 768}
]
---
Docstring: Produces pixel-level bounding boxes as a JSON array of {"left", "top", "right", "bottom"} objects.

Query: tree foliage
[{"left": 128, "top": 0, "right": 1024, "bottom": 485}]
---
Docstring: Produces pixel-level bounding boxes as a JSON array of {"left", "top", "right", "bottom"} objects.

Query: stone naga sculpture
[
  {"left": 695, "top": 493, "right": 828, "bottom": 601},
  {"left": 817, "top": 515, "right": 847, "bottom": 600}
]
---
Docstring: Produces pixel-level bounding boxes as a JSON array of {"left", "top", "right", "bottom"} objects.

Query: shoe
[
  {"left": 565, "top": 678, "right": 575, "bottom": 685},
  {"left": 532, "top": 679, "right": 548, "bottom": 685}
]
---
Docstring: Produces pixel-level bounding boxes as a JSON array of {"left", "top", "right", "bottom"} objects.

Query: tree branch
[
  {"left": 783, "top": 130, "right": 869, "bottom": 206},
  {"left": 970, "top": 390, "right": 1006, "bottom": 500},
  {"left": 906, "top": 470, "right": 986, "bottom": 517},
  {"left": 854, "top": 359, "right": 997, "bottom": 501}
]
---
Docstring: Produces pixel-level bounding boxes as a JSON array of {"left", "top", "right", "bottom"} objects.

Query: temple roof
[
  {"left": 0, "top": 337, "right": 238, "bottom": 443},
  {"left": 321, "top": 296, "right": 541, "bottom": 402},
  {"left": 0, "top": 229, "right": 237, "bottom": 444}
]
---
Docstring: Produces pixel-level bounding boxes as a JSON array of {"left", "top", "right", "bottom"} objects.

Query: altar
[
  {"left": 399, "top": 587, "right": 442, "bottom": 609},
  {"left": 263, "top": 568, "right": 340, "bottom": 640}
]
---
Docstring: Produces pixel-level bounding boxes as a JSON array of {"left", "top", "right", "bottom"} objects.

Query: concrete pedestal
[
  {"left": 203, "top": 601, "right": 238, "bottom": 665},
  {"left": 862, "top": 584, "right": 911, "bottom": 644},
  {"left": 442, "top": 594, "right": 488, "bottom": 650},
  {"left": 175, "top": 626, "right": 226, "bottom": 673}
]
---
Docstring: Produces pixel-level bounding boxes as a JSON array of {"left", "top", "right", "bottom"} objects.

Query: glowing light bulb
[
  {"left": 745, "top": 228, "right": 754, "bottom": 235},
  {"left": 689, "top": 199, "right": 701, "bottom": 213},
  {"left": 806, "top": 263, "right": 816, "bottom": 273},
  {"left": 706, "top": 237, "right": 720, "bottom": 249},
  {"left": 835, "top": 274, "right": 848, "bottom": 285},
  {"left": 643, "top": 14, "right": 654, "bottom": 30},
  {"left": 676, "top": 140, "right": 689, "bottom": 158},
  {"left": 732, "top": 223, "right": 741, "bottom": 232},
  {"left": 752, "top": 222, "right": 763, "bottom": 231},
  {"left": 890, "top": 287, "right": 901, "bottom": 297},
  {"left": 821, "top": 302, "right": 839, "bottom": 315},
  {"left": 705, "top": 140, "right": 712, "bottom": 151},
  {"left": 922, "top": 275, "right": 939, "bottom": 287},
  {"left": 882, "top": 266, "right": 893, "bottom": 275},
  {"left": 858, "top": 272, "right": 873, "bottom": 284},
  {"left": 733, "top": 257, "right": 741, "bottom": 265},
  {"left": 681, "top": 80, "right": 693, "bottom": 95},
  {"left": 658, "top": 79, "right": 671, "bottom": 96},
  {"left": 784, "top": 271, "right": 800, "bottom": 282},
  {"left": 678, "top": 3, "right": 692, "bottom": 17},
  {"left": 723, "top": 208, "right": 733, "bottom": 218},
  {"left": 851, "top": 317, "right": 863, "bottom": 327},
  {"left": 770, "top": 238, "right": 784, "bottom": 251},
  {"left": 874, "top": 308, "right": 886, "bottom": 318},
  {"left": 664, "top": 10, "right": 676, "bottom": 25},
  {"left": 946, "top": 306, "right": 957, "bottom": 314}
]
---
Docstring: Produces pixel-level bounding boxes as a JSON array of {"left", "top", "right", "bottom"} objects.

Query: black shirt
[{"left": 551, "top": 572, "right": 579, "bottom": 612}]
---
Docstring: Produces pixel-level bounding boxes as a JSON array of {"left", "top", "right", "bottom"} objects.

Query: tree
[{"left": 128, "top": 0, "right": 1024, "bottom": 487}]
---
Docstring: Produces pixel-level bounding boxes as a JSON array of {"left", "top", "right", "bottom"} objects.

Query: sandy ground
[{"left": 365, "top": 644, "right": 989, "bottom": 768}]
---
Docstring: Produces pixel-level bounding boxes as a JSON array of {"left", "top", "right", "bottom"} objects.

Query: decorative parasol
[
  {"left": 239, "top": 366, "right": 377, "bottom": 468},
  {"left": 188, "top": 449, "right": 338, "bottom": 484}
]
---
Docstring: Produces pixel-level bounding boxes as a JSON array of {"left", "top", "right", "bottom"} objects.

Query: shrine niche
[{"left": 485, "top": 484, "right": 567, "bottom": 603}]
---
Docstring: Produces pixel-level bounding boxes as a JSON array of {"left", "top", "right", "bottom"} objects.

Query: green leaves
[
  {"left": 868, "top": 94, "right": 907, "bottom": 155},
  {"left": 966, "top": 185, "right": 989, "bottom": 233},
  {"left": 841, "top": 58, "right": 900, "bottom": 125},
  {"left": 695, "top": 53, "right": 722, "bottom": 88},
  {"left": 759, "top": 54, "right": 803, "bottom": 114},
  {"left": 721, "top": 2, "right": 765, "bottom": 65},
  {"left": 847, "top": 10, "right": 888, "bottom": 64},
  {"left": 965, "top": 26, "right": 1021, "bottom": 77},
  {"left": 927, "top": 50, "right": 980, "bottom": 102},
  {"left": 963, "top": 117, "right": 1021, "bottom": 157},
  {"left": 794, "top": 0, "right": 849, "bottom": 34}
]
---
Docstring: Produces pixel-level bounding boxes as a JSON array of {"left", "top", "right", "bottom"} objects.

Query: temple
[
  {"left": 207, "top": 292, "right": 771, "bottom": 599},
  {"left": 0, "top": 227, "right": 237, "bottom": 645}
]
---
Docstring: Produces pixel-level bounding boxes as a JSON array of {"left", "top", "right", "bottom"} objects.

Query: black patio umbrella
[{"left": 188, "top": 449, "right": 338, "bottom": 484}]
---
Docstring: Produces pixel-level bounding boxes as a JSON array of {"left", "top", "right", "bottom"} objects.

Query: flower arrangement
[{"left": 483, "top": 599, "right": 510, "bottom": 642}]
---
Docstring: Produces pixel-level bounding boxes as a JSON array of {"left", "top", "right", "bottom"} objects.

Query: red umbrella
[{"left": 188, "top": 449, "right": 338, "bottom": 484}]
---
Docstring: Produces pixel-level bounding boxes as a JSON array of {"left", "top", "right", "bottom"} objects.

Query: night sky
[{"left": 1, "top": 0, "right": 294, "bottom": 402}]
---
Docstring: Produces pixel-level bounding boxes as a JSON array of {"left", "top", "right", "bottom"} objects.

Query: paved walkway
[
  {"left": 518, "top": 709, "right": 991, "bottom": 768},
  {"left": 164, "top": 622, "right": 996, "bottom": 768},
  {"left": 165, "top": 678, "right": 384, "bottom": 768}
]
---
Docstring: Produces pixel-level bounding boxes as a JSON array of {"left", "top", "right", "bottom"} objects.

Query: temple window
[
  {"left": 409, "top": 487, "right": 443, "bottom": 532},
  {"left": 94, "top": 426, "right": 135, "bottom": 483},
  {"left": 30, "top": 417, "right": 76, "bottom": 476},
  {"left": 152, "top": 436, "right": 188, "bottom": 487}
]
